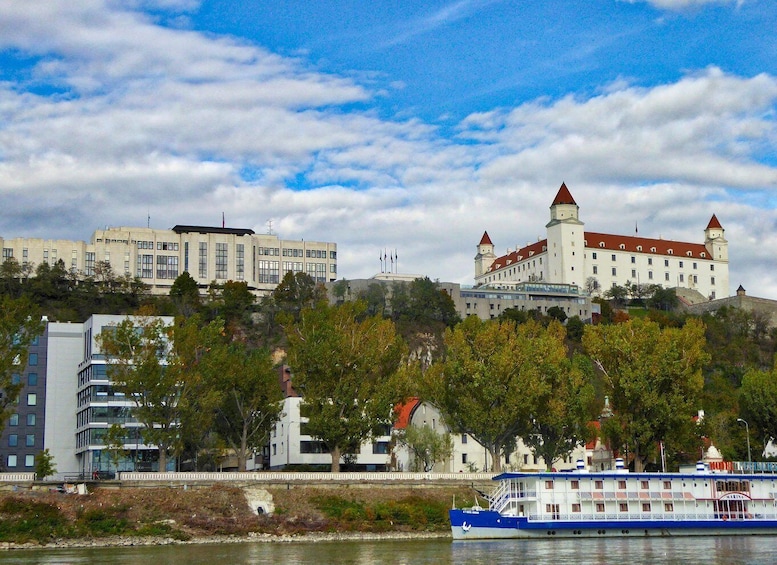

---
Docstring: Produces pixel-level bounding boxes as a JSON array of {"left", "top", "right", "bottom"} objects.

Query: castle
[{"left": 475, "top": 183, "right": 729, "bottom": 300}]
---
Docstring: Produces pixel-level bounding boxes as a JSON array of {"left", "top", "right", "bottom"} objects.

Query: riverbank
[{"left": 0, "top": 483, "right": 475, "bottom": 549}]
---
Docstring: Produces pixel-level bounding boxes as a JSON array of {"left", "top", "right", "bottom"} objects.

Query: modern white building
[
  {"left": 475, "top": 183, "right": 729, "bottom": 300},
  {"left": 1, "top": 224, "right": 337, "bottom": 297}
]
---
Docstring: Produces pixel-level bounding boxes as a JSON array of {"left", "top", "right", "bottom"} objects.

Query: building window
[
  {"left": 665, "top": 273, "right": 670, "bottom": 282},
  {"left": 236, "top": 244, "right": 245, "bottom": 280},
  {"left": 596, "top": 503, "right": 605, "bottom": 513},
  {"left": 27, "top": 373, "right": 37, "bottom": 386},
  {"left": 711, "top": 264, "right": 715, "bottom": 271},
  {"left": 680, "top": 274, "right": 684, "bottom": 282},
  {"left": 693, "top": 262, "right": 697, "bottom": 269},
  {"left": 679, "top": 261, "right": 684, "bottom": 268},
  {"left": 665, "top": 503, "right": 674, "bottom": 512},
  {"left": 595, "top": 480, "right": 603, "bottom": 490},
  {"left": 711, "top": 277, "right": 715, "bottom": 285},
  {"left": 7, "top": 455, "right": 16, "bottom": 468},
  {"left": 611, "top": 254, "right": 616, "bottom": 261},
  {"left": 8, "top": 435, "right": 17, "bottom": 447},
  {"left": 26, "top": 413, "right": 35, "bottom": 426},
  {"left": 27, "top": 393, "right": 37, "bottom": 406},
  {"left": 642, "top": 503, "right": 651, "bottom": 512},
  {"left": 199, "top": 242, "right": 208, "bottom": 278},
  {"left": 631, "top": 256, "right": 635, "bottom": 264},
  {"left": 545, "top": 480, "right": 554, "bottom": 490},
  {"left": 641, "top": 481, "right": 649, "bottom": 490},
  {"left": 572, "top": 503, "right": 581, "bottom": 513},
  {"left": 592, "top": 252, "right": 597, "bottom": 260},
  {"left": 663, "top": 481, "right": 672, "bottom": 490},
  {"left": 665, "top": 259, "right": 669, "bottom": 267},
  {"left": 156, "top": 255, "right": 179, "bottom": 279},
  {"left": 648, "top": 258, "right": 653, "bottom": 265},
  {"left": 25, "top": 455, "right": 34, "bottom": 467},
  {"left": 462, "top": 453, "right": 468, "bottom": 464},
  {"left": 25, "top": 434, "right": 34, "bottom": 447},
  {"left": 571, "top": 480, "right": 579, "bottom": 490},
  {"left": 631, "top": 269, "right": 636, "bottom": 278},
  {"left": 461, "top": 434, "right": 468, "bottom": 444},
  {"left": 9, "top": 414, "right": 18, "bottom": 426},
  {"left": 593, "top": 266, "right": 598, "bottom": 275},
  {"left": 620, "top": 503, "right": 629, "bottom": 512},
  {"left": 28, "top": 353, "right": 38, "bottom": 366},
  {"left": 612, "top": 268, "right": 617, "bottom": 276},
  {"left": 618, "top": 480, "right": 627, "bottom": 489},
  {"left": 215, "top": 243, "right": 228, "bottom": 279},
  {"left": 85, "top": 252, "right": 96, "bottom": 276}
]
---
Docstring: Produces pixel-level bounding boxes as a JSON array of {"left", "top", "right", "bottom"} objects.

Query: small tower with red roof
[
  {"left": 545, "top": 183, "right": 586, "bottom": 287},
  {"left": 474, "top": 231, "right": 496, "bottom": 278}
]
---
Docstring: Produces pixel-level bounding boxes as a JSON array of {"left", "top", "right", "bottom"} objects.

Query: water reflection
[{"left": 1, "top": 536, "right": 775, "bottom": 565}]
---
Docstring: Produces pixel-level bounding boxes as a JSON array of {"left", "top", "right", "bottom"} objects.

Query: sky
[{"left": 1, "top": 0, "right": 776, "bottom": 297}]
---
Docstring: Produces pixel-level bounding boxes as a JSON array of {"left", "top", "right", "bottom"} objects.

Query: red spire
[
  {"left": 552, "top": 182, "right": 576, "bottom": 206},
  {"left": 706, "top": 214, "right": 723, "bottom": 230},
  {"left": 479, "top": 231, "right": 493, "bottom": 245}
]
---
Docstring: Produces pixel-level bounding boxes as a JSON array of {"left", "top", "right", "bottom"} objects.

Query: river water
[{"left": 0, "top": 536, "right": 774, "bottom": 564}]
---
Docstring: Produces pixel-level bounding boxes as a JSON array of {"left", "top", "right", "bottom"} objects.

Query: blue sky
[{"left": 1, "top": 0, "right": 776, "bottom": 296}]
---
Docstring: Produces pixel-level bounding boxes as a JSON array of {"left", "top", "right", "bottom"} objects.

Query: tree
[
  {"left": 425, "top": 317, "right": 572, "bottom": 472},
  {"left": 0, "top": 296, "right": 44, "bottom": 435},
  {"left": 566, "top": 315, "right": 585, "bottom": 342},
  {"left": 209, "top": 344, "right": 283, "bottom": 471},
  {"left": 647, "top": 286, "right": 679, "bottom": 311},
  {"left": 169, "top": 272, "right": 201, "bottom": 316},
  {"left": 524, "top": 353, "right": 594, "bottom": 470},
  {"left": 285, "top": 301, "right": 409, "bottom": 472},
  {"left": 604, "top": 284, "right": 629, "bottom": 307},
  {"left": 34, "top": 448, "right": 57, "bottom": 480},
  {"left": 546, "top": 306, "right": 567, "bottom": 324},
  {"left": 273, "top": 271, "right": 325, "bottom": 320},
  {"left": 395, "top": 424, "right": 453, "bottom": 472},
  {"left": 99, "top": 315, "right": 225, "bottom": 473},
  {"left": 582, "top": 318, "right": 709, "bottom": 471},
  {"left": 740, "top": 361, "right": 777, "bottom": 452}
]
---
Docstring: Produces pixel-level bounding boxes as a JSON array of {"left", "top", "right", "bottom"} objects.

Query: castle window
[
  {"left": 700, "top": 252, "right": 706, "bottom": 258},
  {"left": 619, "top": 244, "right": 625, "bottom": 250},
  {"left": 599, "top": 242, "right": 605, "bottom": 248},
  {"left": 679, "top": 261, "right": 684, "bottom": 268},
  {"left": 612, "top": 268, "right": 617, "bottom": 276},
  {"left": 665, "top": 259, "right": 669, "bottom": 267},
  {"left": 686, "top": 251, "right": 692, "bottom": 257},
  {"left": 667, "top": 249, "right": 673, "bottom": 255},
  {"left": 611, "top": 254, "right": 616, "bottom": 261},
  {"left": 631, "top": 256, "right": 635, "bottom": 263},
  {"left": 665, "top": 273, "right": 670, "bottom": 281},
  {"left": 631, "top": 269, "right": 636, "bottom": 278},
  {"left": 710, "top": 265, "right": 714, "bottom": 271},
  {"left": 711, "top": 277, "right": 715, "bottom": 285},
  {"left": 648, "top": 258, "right": 652, "bottom": 265},
  {"left": 593, "top": 266, "right": 598, "bottom": 275},
  {"left": 648, "top": 271, "right": 653, "bottom": 280},
  {"left": 651, "top": 247, "right": 656, "bottom": 253},
  {"left": 592, "top": 252, "right": 597, "bottom": 260},
  {"left": 680, "top": 274, "right": 684, "bottom": 282},
  {"left": 636, "top": 246, "right": 642, "bottom": 252}
]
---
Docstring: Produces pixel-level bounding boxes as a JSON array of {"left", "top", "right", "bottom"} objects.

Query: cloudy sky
[{"left": 1, "top": 0, "right": 776, "bottom": 297}]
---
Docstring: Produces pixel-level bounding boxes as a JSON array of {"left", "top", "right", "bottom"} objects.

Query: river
[{"left": 0, "top": 536, "right": 774, "bottom": 564}]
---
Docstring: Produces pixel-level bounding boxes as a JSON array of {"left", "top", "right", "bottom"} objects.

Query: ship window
[
  {"left": 642, "top": 503, "right": 651, "bottom": 512},
  {"left": 618, "top": 480, "right": 626, "bottom": 490},
  {"left": 595, "top": 480, "right": 603, "bottom": 490},
  {"left": 572, "top": 503, "right": 581, "bottom": 513},
  {"left": 619, "top": 503, "right": 628, "bottom": 512},
  {"left": 663, "top": 481, "right": 671, "bottom": 490},
  {"left": 664, "top": 503, "right": 674, "bottom": 512},
  {"left": 596, "top": 503, "right": 605, "bottom": 513},
  {"left": 640, "top": 481, "right": 649, "bottom": 490},
  {"left": 545, "top": 480, "right": 554, "bottom": 490},
  {"left": 571, "top": 480, "right": 579, "bottom": 490}
]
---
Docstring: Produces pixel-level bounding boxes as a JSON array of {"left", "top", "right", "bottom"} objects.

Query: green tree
[
  {"left": 34, "top": 448, "right": 57, "bottom": 480},
  {"left": 169, "top": 272, "right": 201, "bottom": 316},
  {"left": 285, "top": 301, "right": 409, "bottom": 472},
  {"left": 425, "top": 317, "right": 570, "bottom": 472},
  {"left": 395, "top": 424, "right": 453, "bottom": 472},
  {"left": 0, "top": 296, "right": 44, "bottom": 435},
  {"left": 647, "top": 286, "right": 679, "bottom": 311},
  {"left": 273, "top": 271, "right": 325, "bottom": 320},
  {"left": 565, "top": 315, "right": 585, "bottom": 342},
  {"left": 209, "top": 344, "right": 283, "bottom": 471},
  {"left": 582, "top": 318, "right": 709, "bottom": 471},
  {"left": 740, "top": 361, "right": 777, "bottom": 453},
  {"left": 103, "top": 424, "right": 131, "bottom": 472},
  {"left": 604, "top": 284, "right": 629, "bottom": 307},
  {"left": 524, "top": 353, "right": 595, "bottom": 470},
  {"left": 546, "top": 306, "right": 567, "bottom": 324}
]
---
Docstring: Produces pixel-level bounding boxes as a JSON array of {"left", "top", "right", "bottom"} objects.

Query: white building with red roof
[{"left": 475, "top": 183, "right": 729, "bottom": 300}]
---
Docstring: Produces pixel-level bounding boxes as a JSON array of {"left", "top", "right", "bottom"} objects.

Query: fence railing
[
  {"left": 117, "top": 471, "right": 498, "bottom": 482},
  {"left": 0, "top": 473, "right": 35, "bottom": 482}
]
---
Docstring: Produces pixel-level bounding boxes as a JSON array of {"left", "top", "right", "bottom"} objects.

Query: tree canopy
[
  {"left": 284, "top": 301, "right": 410, "bottom": 471},
  {"left": 582, "top": 317, "right": 709, "bottom": 471}
]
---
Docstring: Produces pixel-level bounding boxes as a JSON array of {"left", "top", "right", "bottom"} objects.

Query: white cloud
[
  {"left": 621, "top": 0, "right": 744, "bottom": 9},
  {"left": 0, "top": 1, "right": 776, "bottom": 299}
]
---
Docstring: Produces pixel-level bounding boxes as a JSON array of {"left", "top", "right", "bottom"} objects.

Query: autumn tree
[
  {"left": 209, "top": 344, "right": 283, "bottom": 471},
  {"left": 99, "top": 315, "right": 225, "bottom": 472},
  {"left": 169, "top": 272, "right": 201, "bottom": 316},
  {"left": 425, "top": 317, "right": 573, "bottom": 472},
  {"left": 0, "top": 296, "right": 44, "bottom": 435},
  {"left": 395, "top": 424, "right": 453, "bottom": 472},
  {"left": 524, "top": 352, "right": 595, "bottom": 470},
  {"left": 582, "top": 317, "right": 709, "bottom": 471},
  {"left": 284, "top": 301, "right": 410, "bottom": 472}
]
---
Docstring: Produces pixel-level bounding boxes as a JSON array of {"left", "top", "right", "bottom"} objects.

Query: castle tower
[
  {"left": 545, "top": 183, "right": 585, "bottom": 287},
  {"left": 474, "top": 231, "right": 496, "bottom": 278},
  {"left": 704, "top": 214, "right": 728, "bottom": 262}
]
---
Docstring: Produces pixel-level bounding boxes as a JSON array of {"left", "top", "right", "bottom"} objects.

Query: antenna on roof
[
  {"left": 147, "top": 209, "right": 150, "bottom": 228},
  {"left": 267, "top": 219, "right": 274, "bottom": 235}
]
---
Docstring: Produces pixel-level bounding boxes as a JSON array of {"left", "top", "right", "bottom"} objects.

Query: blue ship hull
[{"left": 450, "top": 508, "right": 777, "bottom": 540}]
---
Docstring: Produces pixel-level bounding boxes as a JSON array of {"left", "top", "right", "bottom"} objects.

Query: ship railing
[
  {"left": 527, "top": 511, "right": 777, "bottom": 522},
  {"left": 489, "top": 481, "right": 536, "bottom": 513}
]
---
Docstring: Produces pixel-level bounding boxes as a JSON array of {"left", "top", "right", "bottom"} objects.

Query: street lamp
[{"left": 737, "top": 418, "right": 752, "bottom": 470}]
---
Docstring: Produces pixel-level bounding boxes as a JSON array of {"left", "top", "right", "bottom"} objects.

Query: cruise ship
[{"left": 450, "top": 461, "right": 777, "bottom": 539}]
